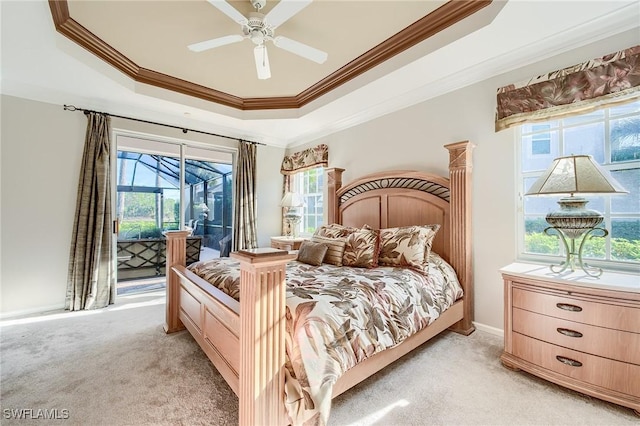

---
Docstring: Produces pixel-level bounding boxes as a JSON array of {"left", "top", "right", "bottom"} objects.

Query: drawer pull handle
[
  {"left": 556, "top": 303, "right": 582, "bottom": 312},
  {"left": 557, "top": 328, "right": 583, "bottom": 338},
  {"left": 556, "top": 355, "right": 582, "bottom": 367}
]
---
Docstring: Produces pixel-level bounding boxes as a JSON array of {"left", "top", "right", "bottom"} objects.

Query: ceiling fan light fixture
[{"left": 249, "top": 29, "right": 265, "bottom": 45}]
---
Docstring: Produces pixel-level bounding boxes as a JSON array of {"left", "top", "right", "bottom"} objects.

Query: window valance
[
  {"left": 495, "top": 45, "right": 640, "bottom": 131},
  {"left": 280, "top": 144, "right": 328, "bottom": 175}
]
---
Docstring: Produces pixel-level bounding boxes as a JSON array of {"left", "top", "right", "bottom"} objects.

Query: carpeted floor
[{"left": 1, "top": 290, "right": 637, "bottom": 425}]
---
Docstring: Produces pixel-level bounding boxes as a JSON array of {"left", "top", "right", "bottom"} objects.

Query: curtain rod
[{"left": 63, "top": 104, "right": 265, "bottom": 146}]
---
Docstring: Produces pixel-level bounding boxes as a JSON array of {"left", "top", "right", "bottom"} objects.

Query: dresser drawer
[
  {"left": 512, "top": 333, "right": 640, "bottom": 397},
  {"left": 512, "top": 286, "right": 640, "bottom": 333},
  {"left": 271, "top": 240, "right": 293, "bottom": 251},
  {"left": 270, "top": 237, "right": 305, "bottom": 251},
  {"left": 513, "top": 308, "right": 640, "bottom": 365}
]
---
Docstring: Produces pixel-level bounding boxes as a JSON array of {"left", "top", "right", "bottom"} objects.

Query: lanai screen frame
[{"left": 116, "top": 150, "right": 233, "bottom": 248}]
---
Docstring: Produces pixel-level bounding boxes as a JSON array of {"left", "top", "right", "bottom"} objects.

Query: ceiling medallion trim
[{"left": 48, "top": 0, "right": 491, "bottom": 111}]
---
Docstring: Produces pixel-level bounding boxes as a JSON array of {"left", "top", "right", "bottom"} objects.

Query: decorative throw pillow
[
  {"left": 311, "top": 235, "right": 346, "bottom": 266},
  {"left": 342, "top": 227, "right": 380, "bottom": 268},
  {"left": 314, "top": 223, "right": 358, "bottom": 239},
  {"left": 420, "top": 224, "right": 441, "bottom": 266},
  {"left": 296, "top": 241, "right": 328, "bottom": 266},
  {"left": 378, "top": 225, "right": 432, "bottom": 272}
]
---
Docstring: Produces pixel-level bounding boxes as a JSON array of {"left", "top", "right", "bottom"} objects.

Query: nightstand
[
  {"left": 270, "top": 236, "right": 307, "bottom": 251},
  {"left": 500, "top": 262, "right": 640, "bottom": 415}
]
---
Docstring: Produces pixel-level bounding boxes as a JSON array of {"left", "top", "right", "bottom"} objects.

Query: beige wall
[
  {"left": 1, "top": 96, "right": 85, "bottom": 316},
  {"left": 1, "top": 29, "right": 635, "bottom": 323},
  {"left": 289, "top": 30, "right": 638, "bottom": 332},
  {"left": 0, "top": 96, "right": 284, "bottom": 316}
]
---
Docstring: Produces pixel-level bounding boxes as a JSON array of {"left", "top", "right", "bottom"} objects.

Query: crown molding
[
  {"left": 296, "top": 0, "right": 491, "bottom": 106},
  {"left": 286, "top": 5, "right": 640, "bottom": 148},
  {"left": 48, "top": 0, "right": 491, "bottom": 111}
]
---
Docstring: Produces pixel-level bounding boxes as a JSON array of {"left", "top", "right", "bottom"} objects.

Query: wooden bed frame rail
[{"left": 164, "top": 141, "right": 474, "bottom": 425}]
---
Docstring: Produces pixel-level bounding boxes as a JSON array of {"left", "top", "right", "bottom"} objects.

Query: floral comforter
[{"left": 187, "top": 252, "right": 463, "bottom": 425}]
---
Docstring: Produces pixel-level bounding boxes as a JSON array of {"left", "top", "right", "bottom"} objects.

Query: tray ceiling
[{"left": 51, "top": 0, "right": 492, "bottom": 110}]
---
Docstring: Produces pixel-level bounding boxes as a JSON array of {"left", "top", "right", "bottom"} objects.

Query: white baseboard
[
  {"left": 0, "top": 303, "right": 65, "bottom": 320},
  {"left": 473, "top": 321, "right": 504, "bottom": 338}
]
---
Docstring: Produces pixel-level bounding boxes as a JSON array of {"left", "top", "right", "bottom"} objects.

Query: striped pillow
[{"left": 311, "top": 235, "right": 346, "bottom": 266}]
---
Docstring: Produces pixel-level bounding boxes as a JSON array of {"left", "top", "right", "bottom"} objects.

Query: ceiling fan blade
[
  {"left": 264, "top": 0, "right": 312, "bottom": 29},
  {"left": 273, "top": 36, "right": 327, "bottom": 64},
  {"left": 206, "top": 0, "right": 248, "bottom": 25},
  {"left": 253, "top": 45, "right": 271, "bottom": 80},
  {"left": 188, "top": 34, "right": 244, "bottom": 52}
]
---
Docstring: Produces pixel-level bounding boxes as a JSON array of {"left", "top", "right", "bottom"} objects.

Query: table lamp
[
  {"left": 281, "top": 192, "right": 304, "bottom": 238},
  {"left": 525, "top": 154, "right": 628, "bottom": 277}
]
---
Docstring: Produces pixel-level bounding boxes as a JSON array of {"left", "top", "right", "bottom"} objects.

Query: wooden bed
[{"left": 164, "top": 141, "right": 474, "bottom": 425}]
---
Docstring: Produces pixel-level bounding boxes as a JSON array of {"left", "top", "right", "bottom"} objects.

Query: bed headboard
[
  {"left": 326, "top": 141, "right": 474, "bottom": 333},
  {"left": 333, "top": 170, "right": 451, "bottom": 261}
]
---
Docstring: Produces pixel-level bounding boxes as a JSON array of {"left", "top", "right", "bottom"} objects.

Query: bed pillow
[
  {"left": 311, "top": 235, "right": 346, "bottom": 266},
  {"left": 342, "top": 227, "right": 380, "bottom": 268},
  {"left": 296, "top": 240, "right": 328, "bottom": 266},
  {"left": 378, "top": 225, "right": 436, "bottom": 272},
  {"left": 420, "top": 224, "right": 441, "bottom": 266},
  {"left": 314, "top": 223, "right": 358, "bottom": 239}
]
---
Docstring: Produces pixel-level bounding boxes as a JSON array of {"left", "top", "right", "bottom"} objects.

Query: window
[
  {"left": 292, "top": 167, "right": 324, "bottom": 235},
  {"left": 518, "top": 101, "right": 640, "bottom": 270},
  {"left": 530, "top": 124, "right": 551, "bottom": 155}
]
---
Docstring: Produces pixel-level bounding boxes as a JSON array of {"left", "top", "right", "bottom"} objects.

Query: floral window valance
[
  {"left": 280, "top": 144, "right": 328, "bottom": 175},
  {"left": 495, "top": 45, "right": 640, "bottom": 131}
]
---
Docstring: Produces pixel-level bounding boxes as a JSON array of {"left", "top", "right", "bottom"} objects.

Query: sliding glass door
[
  {"left": 182, "top": 156, "right": 233, "bottom": 257},
  {"left": 114, "top": 135, "right": 233, "bottom": 293}
]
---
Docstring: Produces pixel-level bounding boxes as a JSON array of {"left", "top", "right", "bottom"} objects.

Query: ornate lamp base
[
  {"left": 544, "top": 196, "right": 608, "bottom": 278},
  {"left": 544, "top": 226, "right": 608, "bottom": 277},
  {"left": 284, "top": 214, "right": 301, "bottom": 238}
]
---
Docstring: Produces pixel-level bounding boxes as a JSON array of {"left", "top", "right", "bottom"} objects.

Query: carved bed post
[
  {"left": 164, "top": 230, "right": 189, "bottom": 333},
  {"left": 326, "top": 168, "right": 345, "bottom": 225},
  {"left": 445, "top": 141, "right": 474, "bottom": 335},
  {"left": 230, "top": 249, "right": 297, "bottom": 426}
]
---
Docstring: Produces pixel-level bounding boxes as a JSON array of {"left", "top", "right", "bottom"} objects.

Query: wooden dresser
[{"left": 500, "top": 263, "right": 640, "bottom": 415}]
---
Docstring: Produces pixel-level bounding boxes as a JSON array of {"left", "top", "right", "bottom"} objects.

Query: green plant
[
  {"left": 525, "top": 232, "right": 560, "bottom": 255},
  {"left": 525, "top": 231, "right": 640, "bottom": 262},
  {"left": 611, "top": 238, "right": 640, "bottom": 261},
  {"left": 581, "top": 236, "right": 606, "bottom": 259},
  {"left": 173, "top": 201, "right": 180, "bottom": 224},
  {"left": 611, "top": 220, "right": 640, "bottom": 242},
  {"left": 164, "top": 198, "right": 176, "bottom": 221},
  {"left": 119, "top": 220, "right": 162, "bottom": 239},
  {"left": 610, "top": 117, "right": 640, "bottom": 162},
  {"left": 524, "top": 218, "right": 550, "bottom": 234}
]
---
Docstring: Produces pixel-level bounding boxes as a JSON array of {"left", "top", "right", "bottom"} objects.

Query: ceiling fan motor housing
[{"left": 243, "top": 12, "right": 273, "bottom": 44}]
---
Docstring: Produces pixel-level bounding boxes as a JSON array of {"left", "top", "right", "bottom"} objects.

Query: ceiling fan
[{"left": 189, "top": 0, "right": 328, "bottom": 80}]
